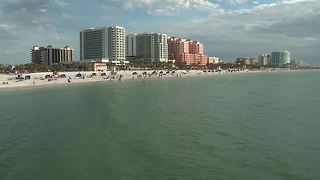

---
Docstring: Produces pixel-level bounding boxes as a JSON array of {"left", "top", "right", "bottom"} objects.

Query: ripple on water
[{"left": 1, "top": 71, "right": 320, "bottom": 180}]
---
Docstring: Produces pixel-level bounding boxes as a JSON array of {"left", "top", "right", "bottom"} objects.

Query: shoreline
[{"left": 0, "top": 69, "right": 313, "bottom": 90}]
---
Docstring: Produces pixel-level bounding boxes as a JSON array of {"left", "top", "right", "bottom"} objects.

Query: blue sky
[{"left": 0, "top": 0, "right": 319, "bottom": 64}]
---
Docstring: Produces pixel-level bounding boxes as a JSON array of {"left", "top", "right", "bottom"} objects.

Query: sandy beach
[{"left": 0, "top": 69, "right": 272, "bottom": 89}]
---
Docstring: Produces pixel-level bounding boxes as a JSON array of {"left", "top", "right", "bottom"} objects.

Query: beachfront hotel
[
  {"left": 126, "top": 34, "right": 137, "bottom": 61},
  {"left": 258, "top": 54, "right": 270, "bottom": 66},
  {"left": 135, "top": 33, "right": 168, "bottom": 63},
  {"left": 168, "top": 37, "right": 208, "bottom": 65},
  {"left": 270, "top": 51, "right": 291, "bottom": 67},
  {"left": 80, "top": 26, "right": 126, "bottom": 62},
  {"left": 31, "top": 45, "right": 73, "bottom": 65},
  {"left": 298, "top": 60, "right": 304, "bottom": 67}
]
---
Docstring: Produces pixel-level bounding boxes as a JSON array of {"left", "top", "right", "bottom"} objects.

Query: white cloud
[
  {"left": 162, "top": 0, "right": 320, "bottom": 62},
  {"left": 119, "top": 0, "right": 223, "bottom": 16},
  {"left": 54, "top": 0, "right": 69, "bottom": 6},
  {"left": 0, "top": 0, "right": 319, "bottom": 64},
  {"left": 0, "top": 23, "right": 16, "bottom": 30},
  {"left": 0, "top": 0, "right": 76, "bottom": 64},
  {"left": 281, "top": 0, "right": 317, "bottom": 4},
  {"left": 228, "top": 0, "right": 248, "bottom": 5}
]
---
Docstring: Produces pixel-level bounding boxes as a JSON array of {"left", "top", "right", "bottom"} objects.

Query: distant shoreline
[{"left": 0, "top": 69, "right": 314, "bottom": 89}]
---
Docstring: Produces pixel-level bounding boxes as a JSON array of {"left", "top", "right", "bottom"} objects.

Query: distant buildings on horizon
[
  {"left": 235, "top": 57, "right": 257, "bottom": 66},
  {"left": 208, "top": 57, "right": 221, "bottom": 64},
  {"left": 258, "top": 54, "right": 269, "bottom": 66},
  {"left": 235, "top": 51, "right": 304, "bottom": 68},
  {"left": 270, "top": 51, "right": 291, "bottom": 67}
]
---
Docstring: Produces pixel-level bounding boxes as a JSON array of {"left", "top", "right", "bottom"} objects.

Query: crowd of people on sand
[{"left": 0, "top": 68, "right": 283, "bottom": 89}]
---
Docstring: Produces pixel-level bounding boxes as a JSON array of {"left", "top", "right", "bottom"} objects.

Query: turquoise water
[{"left": 1, "top": 71, "right": 320, "bottom": 180}]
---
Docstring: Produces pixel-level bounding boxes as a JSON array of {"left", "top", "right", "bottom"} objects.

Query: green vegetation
[
  {"left": 130, "top": 60, "right": 174, "bottom": 70},
  {"left": 0, "top": 61, "right": 311, "bottom": 75},
  {"left": 0, "top": 62, "right": 95, "bottom": 74}
]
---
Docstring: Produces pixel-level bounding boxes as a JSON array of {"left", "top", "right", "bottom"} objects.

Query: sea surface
[{"left": 1, "top": 71, "right": 320, "bottom": 180}]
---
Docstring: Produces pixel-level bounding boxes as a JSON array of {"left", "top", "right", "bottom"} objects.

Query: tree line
[
  {"left": 0, "top": 61, "right": 286, "bottom": 74},
  {"left": 0, "top": 63, "right": 95, "bottom": 74}
]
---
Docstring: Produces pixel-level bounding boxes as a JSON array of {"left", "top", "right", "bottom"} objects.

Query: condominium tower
[
  {"left": 270, "top": 51, "right": 291, "bottom": 67},
  {"left": 126, "top": 34, "right": 137, "bottom": 58},
  {"left": 258, "top": 54, "right": 270, "bottom": 66},
  {"left": 168, "top": 37, "right": 208, "bottom": 65},
  {"left": 80, "top": 26, "right": 126, "bottom": 62},
  {"left": 31, "top": 45, "right": 73, "bottom": 65},
  {"left": 298, "top": 60, "right": 304, "bottom": 67},
  {"left": 136, "top": 33, "right": 168, "bottom": 63}
]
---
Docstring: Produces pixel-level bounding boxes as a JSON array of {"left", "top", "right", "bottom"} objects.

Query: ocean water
[{"left": 0, "top": 71, "right": 320, "bottom": 180}]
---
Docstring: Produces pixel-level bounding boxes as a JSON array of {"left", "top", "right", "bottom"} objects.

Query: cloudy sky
[{"left": 0, "top": 0, "right": 319, "bottom": 64}]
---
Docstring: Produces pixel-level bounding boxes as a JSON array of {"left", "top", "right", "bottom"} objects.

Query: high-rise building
[
  {"left": 298, "top": 60, "right": 304, "bottom": 67},
  {"left": 31, "top": 45, "right": 73, "bottom": 65},
  {"left": 126, "top": 34, "right": 137, "bottom": 58},
  {"left": 31, "top": 46, "right": 47, "bottom": 64},
  {"left": 168, "top": 37, "right": 208, "bottom": 65},
  {"left": 80, "top": 27, "right": 108, "bottom": 61},
  {"left": 270, "top": 51, "right": 291, "bottom": 67},
  {"left": 108, "top": 26, "right": 126, "bottom": 62},
  {"left": 136, "top": 33, "right": 168, "bottom": 63},
  {"left": 258, "top": 54, "right": 270, "bottom": 66},
  {"left": 80, "top": 26, "right": 126, "bottom": 62}
]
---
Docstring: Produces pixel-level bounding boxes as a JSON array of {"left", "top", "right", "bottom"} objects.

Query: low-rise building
[
  {"left": 236, "top": 58, "right": 256, "bottom": 65},
  {"left": 208, "top": 57, "right": 221, "bottom": 64},
  {"left": 94, "top": 62, "right": 108, "bottom": 71}
]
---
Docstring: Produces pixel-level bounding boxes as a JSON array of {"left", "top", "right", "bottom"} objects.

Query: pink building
[{"left": 168, "top": 37, "right": 208, "bottom": 65}]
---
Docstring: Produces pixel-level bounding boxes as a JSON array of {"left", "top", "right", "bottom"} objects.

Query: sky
[{"left": 0, "top": 0, "right": 319, "bottom": 64}]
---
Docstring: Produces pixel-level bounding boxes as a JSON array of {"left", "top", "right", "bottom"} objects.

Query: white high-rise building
[
  {"left": 136, "top": 33, "right": 168, "bottom": 63},
  {"left": 108, "top": 26, "right": 126, "bottom": 62},
  {"left": 298, "top": 60, "right": 304, "bottom": 67},
  {"left": 80, "top": 26, "right": 126, "bottom": 62},
  {"left": 258, "top": 54, "right": 270, "bottom": 66}
]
